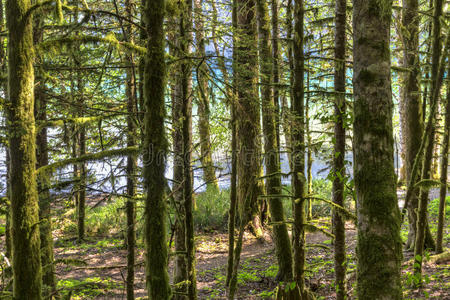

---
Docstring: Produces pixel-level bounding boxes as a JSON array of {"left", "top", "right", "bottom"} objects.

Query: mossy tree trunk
[
  {"left": 142, "top": 0, "right": 171, "bottom": 298},
  {"left": 123, "top": 0, "right": 137, "bottom": 297},
  {"left": 6, "top": 0, "right": 43, "bottom": 297},
  {"left": 283, "top": 0, "right": 293, "bottom": 175},
  {"left": 305, "top": 68, "right": 313, "bottom": 220},
  {"left": 34, "top": 15, "right": 56, "bottom": 291},
  {"left": 179, "top": 0, "right": 197, "bottom": 298},
  {"left": 0, "top": 0, "right": 11, "bottom": 263},
  {"left": 169, "top": 13, "right": 188, "bottom": 299},
  {"left": 401, "top": 0, "right": 421, "bottom": 251},
  {"left": 256, "top": 0, "right": 293, "bottom": 282},
  {"left": 195, "top": 0, "right": 217, "bottom": 191},
  {"left": 229, "top": 0, "right": 263, "bottom": 297},
  {"left": 352, "top": 0, "right": 403, "bottom": 298},
  {"left": 332, "top": 0, "right": 347, "bottom": 298},
  {"left": 401, "top": 0, "right": 436, "bottom": 252},
  {"left": 226, "top": 0, "right": 238, "bottom": 287},
  {"left": 271, "top": 0, "right": 281, "bottom": 155},
  {"left": 436, "top": 62, "right": 449, "bottom": 254},
  {"left": 292, "top": 0, "right": 307, "bottom": 296},
  {"left": 414, "top": 0, "right": 444, "bottom": 282}
]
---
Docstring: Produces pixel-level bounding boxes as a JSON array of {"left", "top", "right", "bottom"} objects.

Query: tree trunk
[
  {"left": 179, "top": 1, "right": 197, "bottom": 298},
  {"left": 0, "top": 0, "right": 11, "bottom": 263},
  {"left": 352, "top": 0, "right": 403, "bottom": 298},
  {"left": 226, "top": 0, "right": 238, "bottom": 287},
  {"left": 436, "top": 62, "right": 449, "bottom": 254},
  {"left": 6, "top": 0, "right": 43, "bottom": 297},
  {"left": 292, "top": 0, "right": 307, "bottom": 296},
  {"left": 305, "top": 68, "right": 313, "bottom": 220},
  {"left": 229, "top": 0, "right": 263, "bottom": 296},
  {"left": 414, "top": 0, "right": 444, "bottom": 282},
  {"left": 195, "top": 0, "right": 217, "bottom": 191},
  {"left": 332, "top": 0, "right": 347, "bottom": 298},
  {"left": 271, "top": 0, "right": 281, "bottom": 155},
  {"left": 257, "top": 0, "right": 293, "bottom": 282},
  {"left": 176, "top": 0, "right": 197, "bottom": 300},
  {"left": 170, "top": 19, "right": 188, "bottom": 299},
  {"left": 34, "top": 48, "right": 56, "bottom": 293},
  {"left": 124, "top": 0, "right": 137, "bottom": 297},
  {"left": 401, "top": 0, "right": 436, "bottom": 252},
  {"left": 142, "top": 0, "right": 171, "bottom": 298}
]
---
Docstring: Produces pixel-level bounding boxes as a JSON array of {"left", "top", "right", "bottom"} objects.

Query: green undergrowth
[
  {"left": 400, "top": 196, "right": 450, "bottom": 244},
  {"left": 57, "top": 277, "right": 121, "bottom": 299}
]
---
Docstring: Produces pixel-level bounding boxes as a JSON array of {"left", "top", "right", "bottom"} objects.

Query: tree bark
[
  {"left": 414, "top": 0, "right": 445, "bottom": 282},
  {"left": 352, "top": 0, "right": 403, "bottom": 298},
  {"left": 170, "top": 19, "right": 188, "bottom": 299},
  {"left": 332, "top": 0, "right": 347, "bottom": 298},
  {"left": 34, "top": 45, "right": 56, "bottom": 294},
  {"left": 257, "top": 0, "right": 293, "bottom": 282},
  {"left": 401, "top": 0, "right": 435, "bottom": 252},
  {"left": 292, "top": 0, "right": 307, "bottom": 296},
  {"left": 229, "top": 0, "right": 263, "bottom": 296},
  {"left": 142, "top": 0, "right": 172, "bottom": 298},
  {"left": 6, "top": 0, "right": 43, "bottom": 297},
  {"left": 195, "top": 0, "right": 217, "bottom": 191},
  {"left": 123, "top": 0, "right": 137, "bottom": 297},
  {"left": 436, "top": 61, "right": 449, "bottom": 254}
]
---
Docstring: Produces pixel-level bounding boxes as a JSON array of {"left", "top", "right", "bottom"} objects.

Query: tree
[
  {"left": 34, "top": 15, "right": 56, "bottom": 292},
  {"left": 6, "top": 0, "right": 43, "bottom": 297},
  {"left": 436, "top": 61, "right": 449, "bottom": 254},
  {"left": 195, "top": 0, "right": 218, "bottom": 191},
  {"left": 401, "top": 0, "right": 435, "bottom": 252},
  {"left": 142, "top": 0, "right": 171, "bottom": 298},
  {"left": 229, "top": 0, "right": 263, "bottom": 296},
  {"left": 332, "top": 0, "right": 347, "bottom": 298},
  {"left": 352, "top": 0, "right": 403, "bottom": 298},
  {"left": 122, "top": 0, "right": 138, "bottom": 297},
  {"left": 257, "top": 0, "right": 293, "bottom": 282},
  {"left": 292, "top": 0, "right": 307, "bottom": 296},
  {"left": 413, "top": 0, "right": 444, "bottom": 281}
]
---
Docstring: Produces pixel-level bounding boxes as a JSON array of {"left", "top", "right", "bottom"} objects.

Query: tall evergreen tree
[
  {"left": 6, "top": 0, "right": 43, "bottom": 297},
  {"left": 292, "top": 0, "right": 307, "bottom": 296},
  {"left": 142, "top": 0, "right": 171, "bottom": 298},
  {"left": 332, "top": 0, "right": 347, "bottom": 298},
  {"left": 256, "top": 0, "right": 293, "bottom": 282},
  {"left": 352, "top": 0, "right": 403, "bottom": 298}
]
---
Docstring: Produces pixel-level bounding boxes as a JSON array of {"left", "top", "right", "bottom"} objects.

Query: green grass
[{"left": 57, "top": 277, "right": 121, "bottom": 299}]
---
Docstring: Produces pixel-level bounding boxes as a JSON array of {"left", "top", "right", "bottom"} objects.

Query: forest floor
[{"left": 51, "top": 220, "right": 450, "bottom": 299}]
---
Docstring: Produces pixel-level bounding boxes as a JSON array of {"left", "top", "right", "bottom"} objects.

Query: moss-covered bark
[
  {"left": 35, "top": 70, "right": 56, "bottom": 295},
  {"left": 352, "top": 0, "right": 403, "bottom": 298},
  {"left": 401, "top": 0, "right": 436, "bottom": 252},
  {"left": 123, "top": 0, "right": 137, "bottom": 297},
  {"left": 195, "top": 0, "right": 217, "bottom": 191},
  {"left": 0, "top": 0, "right": 11, "bottom": 263},
  {"left": 256, "top": 0, "right": 293, "bottom": 282},
  {"left": 436, "top": 62, "right": 449, "bottom": 254},
  {"left": 33, "top": 14, "right": 56, "bottom": 293},
  {"left": 226, "top": 0, "right": 238, "bottom": 287},
  {"left": 142, "top": 0, "right": 171, "bottom": 298},
  {"left": 414, "top": 0, "right": 445, "bottom": 282},
  {"left": 6, "top": 0, "right": 43, "bottom": 297},
  {"left": 332, "top": 0, "right": 347, "bottom": 298},
  {"left": 170, "top": 28, "right": 188, "bottom": 298},
  {"left": 292, "top": 0, "right": 307, "bottom": 297},
  {"left": 179, "top": 1, "right": 197, "bottom": 298},
  {"left": 229, "top": 0, "right": 264, "bottom": 296}
]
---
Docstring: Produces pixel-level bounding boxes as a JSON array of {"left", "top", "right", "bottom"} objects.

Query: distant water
[{"left": 0, "top": 147, "right": 405, "bottom": 197}]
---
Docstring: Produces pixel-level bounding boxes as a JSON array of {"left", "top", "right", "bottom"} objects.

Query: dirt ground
[{"left": 52, "top": 221, "right": 450, "bottom": 299}]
